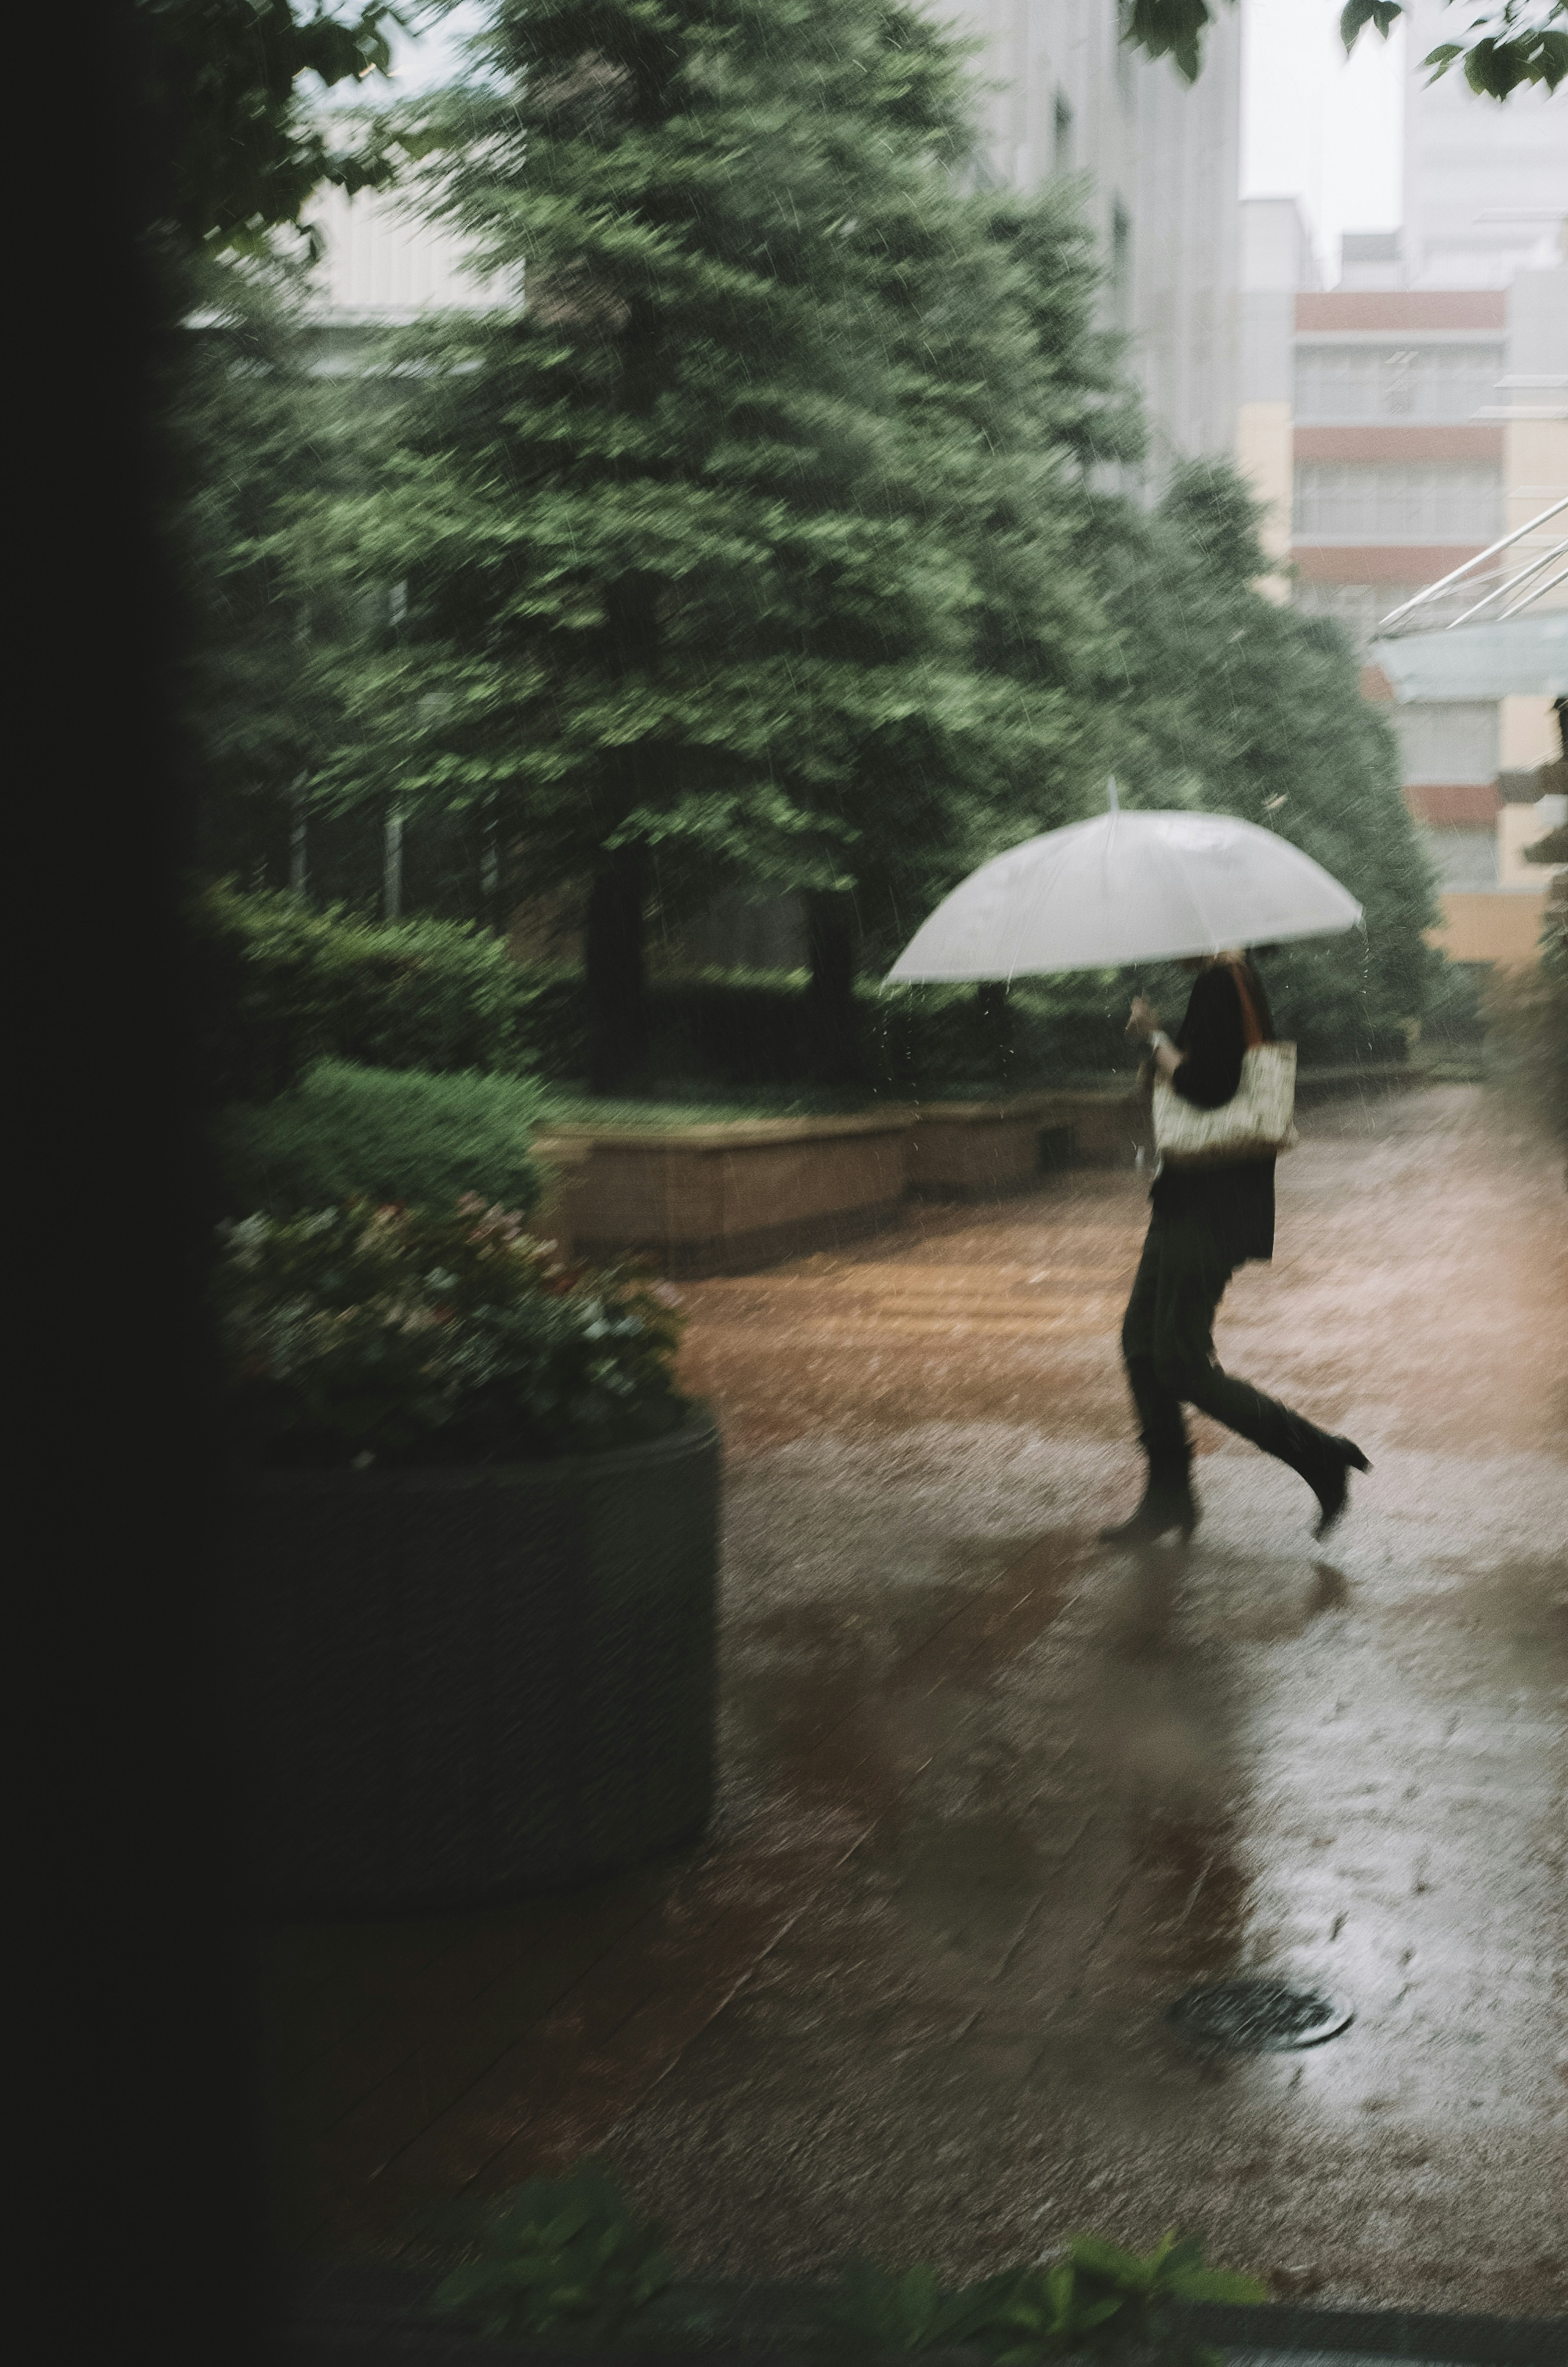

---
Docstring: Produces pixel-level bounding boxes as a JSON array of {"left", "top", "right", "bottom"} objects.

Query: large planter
[{"left": 233, "top": 1408, "right": 721, "bottom": 1919}]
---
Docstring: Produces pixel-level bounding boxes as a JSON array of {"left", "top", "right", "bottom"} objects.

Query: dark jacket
[{"left": 1148, "top": 960, "right": 1276, "bottom": 1265}]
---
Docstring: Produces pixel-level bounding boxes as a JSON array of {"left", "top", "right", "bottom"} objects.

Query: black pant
[{"left": 1120, "top": 1212, "right": 1328, "bottom": 1474}]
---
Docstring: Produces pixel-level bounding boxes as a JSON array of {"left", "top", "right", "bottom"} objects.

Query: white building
[
  {"left": 932, "top": 0, "right": 1243, "bottom": 464},
  {"left": 305, "top": 6, "right": 1245, "bottom": 473},
  {"left": 1399, "top": 0, "right": 1568, "bottom": 290}
]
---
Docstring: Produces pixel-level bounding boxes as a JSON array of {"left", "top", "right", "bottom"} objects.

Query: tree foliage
[
  {"left": 201, "top": 0, "right": 1443, "bottom": 1099},
  {"left": 1090, "top": 460, "right": 1440, "bottom": 1048},
  {"left": 174, "top": 250, "right": 355, "bottom": 883},
  {"left": 1124, "top": 0, "right": 1568, "bottom": 98},
  {"left": 296, "top": 0, "right": 1122, "bottom": 1084},
  {"left": 136, "top": 0, "right": 438, "bottom": 255}
]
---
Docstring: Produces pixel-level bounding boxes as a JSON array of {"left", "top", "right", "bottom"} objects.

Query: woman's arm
[{"left": 1127, "top": 996, "right": 1187, "bottom": 1080}]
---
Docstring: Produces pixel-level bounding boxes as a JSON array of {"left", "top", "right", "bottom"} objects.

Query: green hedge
[
  {"left": 216, "top": 1060, "right": 547, "bottom": 1220},
  {"left": 192, "top": 884, "right": 1423, "bottom": 1107},
  {"left": 502, "top": 967, "right": 1140, "bottom": 1091},
  {"left": 1416, "top": 950, "right": 1488, "bottom": 1052},
  {"left": 192, "top": 880, "right": 535, "bottom": 1103},
  {"left": 508, "top": 961, "right": 1413, "bottom": 1092}
]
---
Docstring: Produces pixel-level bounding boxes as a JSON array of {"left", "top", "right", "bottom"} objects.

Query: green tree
[
  {"left": 1099, "top": 460, "right": 1439, "bottom": 1048},
  {"left": 174, "top": 249, "right": 358, "bottom": 889},
  {"left": 779, "top": 169, "right": 1139, "bottom": 1075},
  {"left": 136, "top": 0, "right": 432, "bottom": 256},
  {"left": 818, "top": 180, "right": 1144, "bottom": 1070},
  {"left": 298, "top": 0, "right": 1116, "bottom": 1088},
  {"left": 130, "top": 3, "right": 450, "bottom": 959}
]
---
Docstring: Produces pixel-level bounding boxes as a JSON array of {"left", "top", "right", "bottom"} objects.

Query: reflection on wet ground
[{"left": 263, "top": 1089, "right": 1567, "bottom": 2316}]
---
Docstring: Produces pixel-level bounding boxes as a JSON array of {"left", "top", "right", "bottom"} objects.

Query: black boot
[
  {"left": 1098, "top": 1450, "right": 1198, "bottom": 1545},
  {"left": 1188, "top": 1368, "right": 1372, "bottom": 1541},
  {"left": 1286, "top": 1427, "right": 1371, "bottom": 1539},
  {"left": 1243, "top": 1397, "right": 1370, "bottom": 1537}
]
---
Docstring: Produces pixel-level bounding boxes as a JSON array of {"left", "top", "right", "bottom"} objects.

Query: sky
[
  {"left": 1241, "top": 0, "right": 1406, "bottom": 284},
  {"left": 368, "top": 0, "right": 1407, "bottom": 290}
]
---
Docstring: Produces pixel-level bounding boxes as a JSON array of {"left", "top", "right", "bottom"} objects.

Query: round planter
[{"left": 232, "top": 1406, "right": 721, "bottom": 1918}]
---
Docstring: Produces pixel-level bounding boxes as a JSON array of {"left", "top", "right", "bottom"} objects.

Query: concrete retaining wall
[
  {"left": 532, "top": 1092, "right": 1143, "bottom": 1274},
  {"left": 532, "top": 1114, "right": 914, "bottom": 1277},
  {"left": 531, "top": 1070, "right": 1418, "bottom": 1275}
]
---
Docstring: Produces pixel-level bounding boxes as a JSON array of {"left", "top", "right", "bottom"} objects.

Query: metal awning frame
[{"left": 1374, "top": 497, "right": 1568, "bottom": 640}]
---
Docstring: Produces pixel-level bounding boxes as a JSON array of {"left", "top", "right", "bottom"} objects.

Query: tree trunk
[
  {"left": 587, "top": 564, "right": 661, "bottom": 1094},
  {"left": 806, "top": 895, "right": 866, "bottom": 1086},
  {"left": 973, "top": 979, "right": 1013, "bottom": 1086},
  {"left": 586, "top": 842, "right": 650, "bottom": 1092}
]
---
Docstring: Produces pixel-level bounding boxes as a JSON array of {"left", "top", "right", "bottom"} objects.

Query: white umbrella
[{"left": 885, "top": 785, "right": 1363, "bottom": 982}]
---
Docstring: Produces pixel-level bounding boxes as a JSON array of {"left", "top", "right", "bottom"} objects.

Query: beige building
[
  {"left": 1234, "top": 200, "right": 1567, "bottom": 967},
  {"left": 1236, "top": 22, "right": 1568, "bottom": 969}
]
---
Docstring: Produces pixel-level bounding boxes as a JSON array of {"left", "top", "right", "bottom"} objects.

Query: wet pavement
[{"left": 262, "top": 1086, "right": 1567, "bottom": 2318}]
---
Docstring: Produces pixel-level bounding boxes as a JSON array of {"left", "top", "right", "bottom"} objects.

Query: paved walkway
[{"left": 261, "top": 1087, "right": 1567, "bottom": 2318}]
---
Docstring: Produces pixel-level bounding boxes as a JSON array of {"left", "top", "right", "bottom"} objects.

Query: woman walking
[{"left": 1100, "top": 950, "right": 1369, "bottom": 1546}]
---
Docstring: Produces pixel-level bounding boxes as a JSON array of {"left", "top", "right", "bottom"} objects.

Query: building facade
[
  {"left": 932, "top": 0, "right": 1243, "bottom": 464},
  {"left": 1399, "top": 0, "right": 1568, "bottom": 291},
  {"left": 307, "top": 5, "right": 1245, "bottom": 473},
  {"left": 1235, "top": 190, "right": 1567, "bottom": 966}
]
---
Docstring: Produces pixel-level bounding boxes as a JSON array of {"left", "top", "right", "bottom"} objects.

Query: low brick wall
[
  {"left": 532, "top": 1070, "right": 1446, "bottom": 1271},
  {"left": 532, "top": 1114, "right": 914, "bottom": 1277},
  {"left": 903, "top": 1093, "right": 1135, "bottom": 1202},
  {"left": 532, "top": 1090, "right": 1151, "bottom": 1271},
  {"left": 1031, "top": 1087, "right": 1147, "bottom": 1168}
]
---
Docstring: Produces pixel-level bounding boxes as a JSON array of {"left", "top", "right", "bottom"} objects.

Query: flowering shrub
[{"left": 215, "top": 1195, "right": 689, "bottom": 1467}]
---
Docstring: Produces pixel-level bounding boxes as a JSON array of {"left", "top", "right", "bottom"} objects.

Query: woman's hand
[{"left": 1128, "top": 994, "right": 1185, "bottom": 1080}]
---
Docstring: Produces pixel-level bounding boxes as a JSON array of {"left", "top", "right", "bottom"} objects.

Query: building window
[
  {"left": 1292, "top": 461, "right": 1502, "bottom": 543},
  {"left": 1293, "top": 342, "right": 1503, "bottom": 424},
  {"left": 1393, "top": 700, "right": 1500, "bottom": 787},
  {"left": 1420, "top": 827, "right": 1499, "bottom": 891},
  {"left": 1054, "top": 89, "right": 1074, "bottom": 172}
]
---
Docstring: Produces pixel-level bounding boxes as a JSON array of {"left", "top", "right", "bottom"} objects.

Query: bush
[
  {"left": 427, "top": 2170, "right": 1267, "bottom": 2360},
  {"left": 505, "top": 967, "right": 1144, "bottom": 1095},
  {"left": 1417, "top": 951, "right": 1488, "bottom": 1054},
  {"left": 215, "top": 1197, "right": 688, "bottom": 1467},
  {"left": 191, "top": 879, "right": 535, "bottom": 1103},
  {"left": 510, "top": 965, "right": 587, "bottom": 1081},
  {"left": 1481, "top": 927, "right": 1568, "bottom": 1160},
  {"left": 502, "top": 955, "right": 1423, "bottom": 1099},
  {"left": 217, "top": 1060, "right": 547, "bottom": 1221}
]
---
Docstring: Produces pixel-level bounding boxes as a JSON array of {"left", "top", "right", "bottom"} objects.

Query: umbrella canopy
[{"left": 886, "top": 796, "right": 1363, "bottom": 982}]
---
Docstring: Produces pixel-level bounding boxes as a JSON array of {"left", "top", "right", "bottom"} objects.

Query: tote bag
[{"left": 1152, "top": 963, "right": 1297, "bottom": 1168}]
